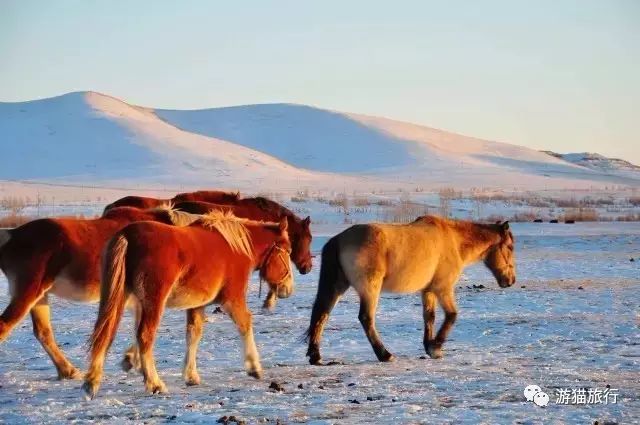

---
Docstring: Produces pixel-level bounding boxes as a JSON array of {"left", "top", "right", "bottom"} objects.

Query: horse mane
[
  {"left": 197, "top": 210, "right": 275, "bottom": 258},
  {"left": 147, "top": 204, "right": 203, "bottom": 227},
  {"left": 413, "top": 215, "right": 504, "bottom": 253}
]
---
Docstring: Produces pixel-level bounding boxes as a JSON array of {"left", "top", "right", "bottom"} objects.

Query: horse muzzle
[
  {"left": 498, "top": 276, "right": 516, "bottom": 288},
  {"left": 295, "top": 259, "right": 313, "bottom": 275},
  {"left": 276, "top": 283, "right": 293, "bottom": 299}
]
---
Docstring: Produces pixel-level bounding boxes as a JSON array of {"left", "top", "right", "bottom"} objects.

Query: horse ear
[
  {"left": 279, "top": 217, "right": 288, "bottom": 232},
  {"left": 303, "top": 216, "right": 311, "bottom": 226},
  {"left": 502, "top": 221, "right": 510, "bottom": 232},
  {"left": 235, "top": 191, "right": 241, "bottom": 199}
]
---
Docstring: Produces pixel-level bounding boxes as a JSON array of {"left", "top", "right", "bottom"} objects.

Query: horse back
[
  {"left": 174, "top": 201, "right": 234, "bottom": 216},
  {"left": 172, "top": 190, "right": 239, "bottom": 205},
  {"left": 104, "top": 196, "right": 165, "bottom": 212},
  {"left": 335, "top": 222, "right": 448, "bottom": 293},
  {"left": 0, "top": 217, "right": 121, "bottom": 288}
]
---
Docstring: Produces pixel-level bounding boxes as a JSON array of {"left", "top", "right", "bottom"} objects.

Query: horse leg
[
  {"left": 305, "top": 277, "right": 349, "bottom": 365},
  {"left": 0, "top": 272, "right": 50, "bottom": 342},
  {"left": 429, "top": 289, "right": 458, "bottom": 359},
  {"left": 121, "top": 302, "right": 142, "bottom": 373},
  {"left": 30, "top": 295, "right": 82, "bottom": 379},
  {"left": 182, "top": 306, "right": 205, "bottom": 386},
  {"left": 358, "top": 290, "right": 394, "bottom": 362},
  {"left": 137, "top": 306, "right": 167, "bottom": 394},
  {"left": 262, "top": 288, "right": 277, "bottom": 311},
  {"left": 224, "top": 299, "right": 262, "bottom": 379},
  {"left": 421, "top": 290, "right": 437, "bottom": 358}
]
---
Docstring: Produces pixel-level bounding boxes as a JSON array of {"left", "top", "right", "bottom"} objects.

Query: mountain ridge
[{"left": 1, "top": 91, "right": 638, "bottom": 191}]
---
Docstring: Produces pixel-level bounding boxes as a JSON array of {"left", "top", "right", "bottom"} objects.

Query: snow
[
  {"left": 1, "top": 222, "right": 638, "bottom": 423},
  {"left": 2, "top": 92, "right": 639, "bottom": 192}
]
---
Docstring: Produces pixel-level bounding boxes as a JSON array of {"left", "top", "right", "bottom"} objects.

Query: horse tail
[
  {"left": 88, "top": 234, "right": 129, "bottom": 359},
  {"left": 304, "top": 235, "right": 349, "bottom": 364}
]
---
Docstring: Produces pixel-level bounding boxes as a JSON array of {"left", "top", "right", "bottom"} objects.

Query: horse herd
[{"left": 0, "top": 189, "right": 516, "bottom": 399}]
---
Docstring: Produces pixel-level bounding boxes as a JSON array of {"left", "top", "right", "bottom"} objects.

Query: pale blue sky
[{"left": 1, "top": 1, "right": 638, "bottom": 163}]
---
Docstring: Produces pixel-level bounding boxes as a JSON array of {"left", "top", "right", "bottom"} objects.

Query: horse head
[
  {"left": 260, "top": 218, "right": 295, "bottom": 299},
  {"left": 483, "top": 221, "right": 516, "bottom": 288},
  {"left": 290, "top": 216, "right": 313, "bottom": 274}
]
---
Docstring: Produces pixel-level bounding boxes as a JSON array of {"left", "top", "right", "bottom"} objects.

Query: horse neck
[
  {"left": 452, "top": 222, "right": 501, "bottom": 265},
  {"left": 247, "top": 225, "right": 280, "bottom": 266}
]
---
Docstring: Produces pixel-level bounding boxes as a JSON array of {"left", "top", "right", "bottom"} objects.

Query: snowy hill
[
  {"left": 1, "top": 91, "right": 638, "bottom": 192},
  {"left": 542, "top": 151, "right": 640, "bottom": 176}
]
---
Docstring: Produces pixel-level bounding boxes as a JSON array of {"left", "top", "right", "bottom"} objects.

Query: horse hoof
[
  {"left": 307, "top": 350, "right": 322, "bottom": 365},
  {"left": 146, "top": 382, "right": 168, "bottom": 395},
  {"left": 247, "top": 369, "right": 263, "bottom": 380},
  {"left": 378, "top": 352, "right": 395, "bottom": 362},
  {"left": 184, "top": 375, "right": 201, "bottom": 386},
  {"left": 59, "top": 367, "right": 84, "bottom": 380},
  {"left": 81, "top": 381, "right": 99, "bottom": 400},
  {"left": 427, "top": 347, "right": 443, "bottom": 359}
]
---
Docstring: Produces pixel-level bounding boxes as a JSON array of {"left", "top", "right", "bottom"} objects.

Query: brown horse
[
  {"left": 82, "top": 212, "right": 294, "bottom": 398},
  {"left": 174, "top": 200, "right": 313, "bottom": 309},
  {"left": 0, "top": 206, "right": 201, "bottom": 379},
  {"left": 102, "top": 190, "right": 240, "bottom": 213},
  {"left": 305, "top": 216, "right": 515, "bottom": 365},
  {"left": 199, "top": 196, "right": 313, "bottom": 275}
]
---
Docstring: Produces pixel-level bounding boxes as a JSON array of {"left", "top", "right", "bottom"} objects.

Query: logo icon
[
  {"left": 524, "top": 385, "right": 542, "bottom": 402},
  {"left": 524, "top": 384, "right": 549, "bottom": 407},
  {"left": 534, "top": 391, "right": 550, "bottom": 407}
]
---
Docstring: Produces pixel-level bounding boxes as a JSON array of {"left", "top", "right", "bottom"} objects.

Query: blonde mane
[
  {"left": 198, "top": 210, "right": 256, "bottom": 257},
  {"left": 148, "top": 203, "right": 203, "bottom": 227}
]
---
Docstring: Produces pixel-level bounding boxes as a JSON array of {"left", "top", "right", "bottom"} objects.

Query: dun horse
[
  {"left": 305, "top": 216, "right": 515, "bottom": 364},
  {"left": 174, "top": 200, "right": 313, "bottom": 309},
  {"left": 83, "top": 212, "right": 294, "bottom": 398},
  {"left": 0, "top": 206, "right": 201, "bottom": 379},
  {"left": 103, "top": 190, "right": 240, "bottom": 213}
]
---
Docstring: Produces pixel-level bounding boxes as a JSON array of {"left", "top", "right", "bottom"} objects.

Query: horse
[
  {"left": 174, "top": 200, "right": 313, "bottom": 310},
  {"left": 82, "top": 212, "right": 294, "bottom": 398},
  {"left": 0, "top": 206, "right": 201, "bottom": 379},
  {"left": 305, "top": 216, "right": 516, "bottom": 365},
  {"left": 197, "top": 196, "right": 313, "bottom": 275},
  {"left": 102, "top": 190, "right": 240, "bottom": 213}
]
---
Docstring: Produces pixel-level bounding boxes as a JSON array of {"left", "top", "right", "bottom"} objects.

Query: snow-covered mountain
[
  {"left": 1, "top": 91, "right": 638, "bottom": 192},
  {"left": 542, "top": 151, "right": 640, "bottom": 176}
]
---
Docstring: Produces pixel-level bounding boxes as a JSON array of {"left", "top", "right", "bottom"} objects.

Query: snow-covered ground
[{"left": 1, "top": 222, "right": 638, "bottom": 423}]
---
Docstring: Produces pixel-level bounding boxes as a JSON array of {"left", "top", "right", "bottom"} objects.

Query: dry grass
[
  {"left": 0, "top": 196, "right": 28, "bottom": 214},
  {"left": 560, "top": 208, "right": 599, "bottom": 222},
  {"left": 0, "top": 214, "right": 33, "bottom": 228},
  {"left": 616, "top": 213, "right": 640, "bottom": 221},
  {"left": 383, "top": 202, "right": 429, "bottom": 223}
]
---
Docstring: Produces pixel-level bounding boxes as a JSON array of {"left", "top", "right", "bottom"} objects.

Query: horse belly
[
  {"left": 381, "top": 259, "right": 437, "bottom": 294},
  {"left": 165, "top": 280, "right": 221, "bottom": 310},
  {"left": 382, "top": 272, "right": 429, "bottom": 293},
  {"left": 50, "top": 275, "right": 100, "bottom": 303}
]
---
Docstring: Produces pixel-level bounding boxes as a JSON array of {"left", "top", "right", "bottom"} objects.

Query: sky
[{"left": 1, "top": 0, "right": 639, "bottom": 164}]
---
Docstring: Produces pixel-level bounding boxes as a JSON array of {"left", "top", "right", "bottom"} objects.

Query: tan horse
[
  {"left": 305, "top": 216, "right": 515, "bottom": 364},
  {"left": 83, "top": 212, "right": 294, "bottom": 399},
  {"left": 0, "top": 206, "right": 201, "bottom": 379}
]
